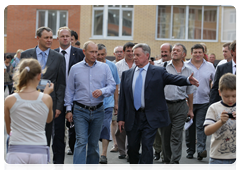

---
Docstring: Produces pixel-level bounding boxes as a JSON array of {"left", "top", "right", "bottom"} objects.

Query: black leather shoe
[
  {"left": 154, "top": 152, "right": 160, "bottom": 160},
  {"left": 197, "top": 150, "right": 207, "bottom": 160},
  {"left": 51, "top": 165, "right": 63, "bottom": 170},
  {"left": 186, "top": 154, "right": 193, "bottom": 159},
  {"left": 118, "top": 154, "right": 126, "bottom": 159}
]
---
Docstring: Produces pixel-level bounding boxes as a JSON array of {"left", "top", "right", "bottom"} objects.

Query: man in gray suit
[{"left": 20, "top": 26, "right": 66, "bottom": 164}]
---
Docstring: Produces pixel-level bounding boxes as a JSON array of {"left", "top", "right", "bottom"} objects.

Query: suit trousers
[
  {"left": 115, "top": 128, "right": 127, "bottom": 155},
  {"left": 45, "top": 107, "right": 66, "bottom": 164},
  {"left": 52, "top": 110, "right": 66, "bottom": 164},
  {"left": 160, "top": 100, "right": 188, "bottom": 164},
  {"left": 185, "top": 103, "right": 209, "bottom": 155},
  {"left": 153, "top": 128, "right": 162, "bottom": 153},
  {"left": 126, "top": 109, "right": 157, "bottom": 164}
]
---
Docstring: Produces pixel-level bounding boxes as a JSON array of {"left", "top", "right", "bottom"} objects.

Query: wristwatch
[{"left": 66, "top": 110, "right": 72, "bottom": 114}]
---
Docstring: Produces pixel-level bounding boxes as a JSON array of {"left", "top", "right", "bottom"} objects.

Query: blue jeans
[
  {"left": 72, "top": 104, "right": 104, "bottom": 164},
  {"left": 208, "top": 158, "right": 238, "bottom": 170}
]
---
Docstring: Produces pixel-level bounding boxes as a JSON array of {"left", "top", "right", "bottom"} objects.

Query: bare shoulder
[
  {"left": 42, "top": 93, "right": 52, "bottom": 102},
  {"left": 4, "top": 94, "right": 17, "bottom": 109}
]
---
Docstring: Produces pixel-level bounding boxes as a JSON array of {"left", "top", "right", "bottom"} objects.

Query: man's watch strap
[{"left": 66, "top": 110, "right": 72, "bottom": 114}]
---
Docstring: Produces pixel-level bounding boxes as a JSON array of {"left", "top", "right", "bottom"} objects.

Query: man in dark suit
[
  {"left": 54, "top": 26, "right": 84, "bottom": 156},
  {"left": 210, "top": 40, "right": 236, "bottom": 105},
  {"left": 117, "top": 43, "right": 199, "bottom": 164},
  {"left": 20, "top": 26, "right": 66, "bottom": 164}
]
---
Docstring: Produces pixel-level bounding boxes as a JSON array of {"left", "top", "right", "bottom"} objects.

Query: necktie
[
  {"left": 61, "top": 50, "right": 66, "bottom": 57},
  {"left": 40, "top": 52, "right": 46, "bottom": 69},
  {"left": 234, "top": 65, "right": 236, "bottom": 75},
  {"left": 134, "top": 68, "right": 144, "bottom": 110},
  {"left": 235, "top": 65, "right": 238, "bottom": 76}
]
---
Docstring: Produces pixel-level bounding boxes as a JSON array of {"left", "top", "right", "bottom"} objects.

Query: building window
[
  {"left": 156, "top": 5, "right": 219, "bottom": 41},
  {"left": 92, "top": 5, "right": 134, "bottom": 40},
  {"left": 36, "top": 10, "right": 68, "bottom": 37},
  {"left": 221, "top": 6, "right": 236, "bottom": 42}
]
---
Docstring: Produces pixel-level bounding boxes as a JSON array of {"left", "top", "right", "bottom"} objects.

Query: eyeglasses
[{"left": 115, "top": 51, "right": 123, "bottom": 54}]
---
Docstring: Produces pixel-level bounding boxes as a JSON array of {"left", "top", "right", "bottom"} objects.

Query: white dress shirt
[
  {"left": 59, "top": 46, "right": 71, "bottom": 81},
  {"left": 232, "top": 59, "right": 236, "bottom": 75}
]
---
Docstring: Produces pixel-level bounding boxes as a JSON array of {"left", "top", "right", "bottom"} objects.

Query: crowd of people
[{"left": 4, "top": 26, "right": 236, "bottom": 165}]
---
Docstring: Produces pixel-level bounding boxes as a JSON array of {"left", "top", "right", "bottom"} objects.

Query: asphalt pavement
[{"left": 3, "top": 87, "right": 211, "bottom": 164}]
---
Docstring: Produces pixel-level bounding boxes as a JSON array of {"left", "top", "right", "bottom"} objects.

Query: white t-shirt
[{"left": 204, "top": 101, "right": 236, "bottom": 159}]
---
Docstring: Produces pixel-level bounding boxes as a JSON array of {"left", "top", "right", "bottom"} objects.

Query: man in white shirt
[
  {"left": 154, "top": 43, "right": 172, "bottom": 66},
  {"left": 115, "top": 42, "right": 136, "bottom": 161}
]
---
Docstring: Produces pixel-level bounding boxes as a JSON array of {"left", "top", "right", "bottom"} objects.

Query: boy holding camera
[{"left": 204, "top": 73, "right": 236, "bottom": 164}]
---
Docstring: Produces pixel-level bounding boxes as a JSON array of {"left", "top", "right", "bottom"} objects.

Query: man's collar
[
  {"left": 186, "top": 58, "right": 205, "bottom": 65},
  {"left": 36, "top": 46, "right": 50, "bottom": 55},
  {"left": 83, "top": 58, "right": 97, "bottom": 67},
  {"left": 59, "top": 45, "right": 71, "bottom": 54},
  {"left": 136, "top": 63, "right": 150, "bottom": 72}
]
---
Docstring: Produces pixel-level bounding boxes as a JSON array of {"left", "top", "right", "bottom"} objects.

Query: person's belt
[
  {"left": 166, "top": 99, "right": 186, "bottom": 104},
  {"left": 135, "top": 108, "right": 145, "bottom": 112},
  {"left": 74, "top": 101, "right": 103, "bottom": 111}
]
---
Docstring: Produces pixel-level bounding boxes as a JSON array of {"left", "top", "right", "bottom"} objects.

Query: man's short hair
[
  {"left": 123, "top": 42, "right": 135, "bottom": 52},
  {"left": 57, "top": 26, "right": 71, "bottom": 37},
  {"left": 161, "top": 43, "right": 172, "bottom": 53},
  {"left": 191, "top": 44, "right": 204, "bottom": 53},
  {"left": 210, "top": 53, "right": 216, "bottom": 57},
  {"left": 83, "top": 41, "right": 96, "bottom": 51},
  {"left": 230, "top": 40, "right": 236, "bottom": 52},
  {"left": 36, "top": 27, "right": 52, "bottom": 37},
  {"left": 71, "top": 30, "right": 78, "bottom": 40},
  {"left": 223, "top": 42, "right": 231, "bottom": 50},
  {"left": 132, "top": 43, "right": 151, "bottom": 57},
  {"left": 219, "top": 73, "right": 236, "bottom": 92},
  {"left": 173, "top": 43, "right": 187, "bottom": 55},
  {"left": 113, "top": 46, "right": 123, "bottom": 53},
  {"left": 97, "top": 43, "right": 107, "bottom": 53},
  {"left": 75, "top": 41, "right": 80, "bottom": 46}
]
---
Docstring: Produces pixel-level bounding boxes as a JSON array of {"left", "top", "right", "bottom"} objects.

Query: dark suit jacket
[
  {"left": 20, "top": 47, "right": 66, "bottom": 112},
  {"left": 210, "top": 61, "right": 233, "bottom": 105},
  {"left": 54, "top": 46, "right": 85, "bottom": 74},
  {"left": 117, "top": 64, "right": 191, "bottom": 131}
]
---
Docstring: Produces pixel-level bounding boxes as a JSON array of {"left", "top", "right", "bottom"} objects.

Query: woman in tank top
[{"left": 4, "top": 58, "right": 54, "bottom": 164}]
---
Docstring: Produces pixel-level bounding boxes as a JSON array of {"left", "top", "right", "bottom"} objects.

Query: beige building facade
[{"left": 80, "top": 5, "right": 236, "bottom": 60}]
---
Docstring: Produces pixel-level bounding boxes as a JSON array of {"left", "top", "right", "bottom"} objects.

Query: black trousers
[
  {"left": 45, "top": 107, "right": 66, "bottom": 164},
  {"left": 4, "top": 84, "right": 13, "bottom": 94},
  {"left": 126, "top": 110, "right": 157, "bottom": 164}
]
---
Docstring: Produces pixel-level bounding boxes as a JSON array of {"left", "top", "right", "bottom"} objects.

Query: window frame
[
  {"left": 221, "top": 6, "right": 236, "bottom": 42},
  {"left": 91, "top": 5, "right": 134, "bottom": 40},
  {"left": 36, "top": 10, "right": 68, "bottom": 39},
  {"left": 155, "top": 5, "right": 219, "bottom": 42}
]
